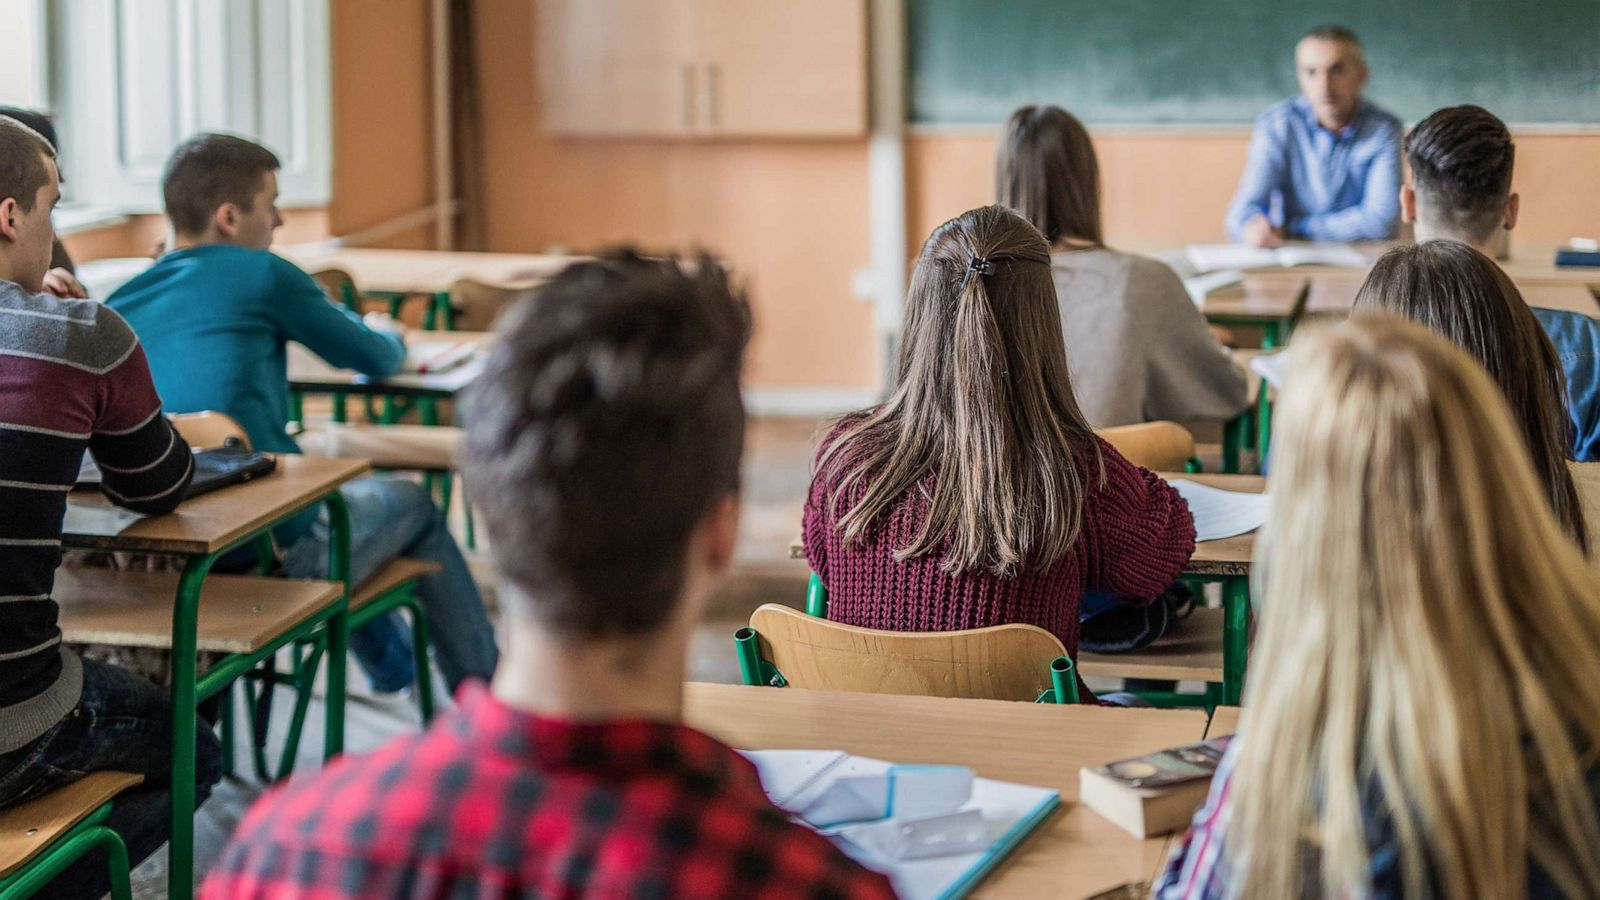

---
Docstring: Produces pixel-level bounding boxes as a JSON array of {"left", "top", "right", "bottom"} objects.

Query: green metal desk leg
[
  {"left": 166, "top": 553, "right": 218, "bottom": 900},
  {"left": 1222, "top": 415, "right": 1244, "bottom": 474},
  {"left": 1262, "top": 321, "right": 1283, "bottom": 349},
  {"left": 1255, "top": 380, "right": 1273, "bottom": 463},
  {"left": 323, "top": 492, "right": 352, "bottom": 759},
  {"left": 434, "top": 291, "right": 454, "bottom": 331},
  {"left": 1222, "top": 577, "right": 1251, "bottom": 706},
  {"left": 405, "top": 594, "right": 436, "bottom": 723},
  {"left": 805, "top": 573, "right": 828, "bottom": 618}
]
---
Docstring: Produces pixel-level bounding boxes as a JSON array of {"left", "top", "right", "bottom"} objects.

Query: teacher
[{"left": 1225, "top": 25, "right": 1401, "bottom": 247}]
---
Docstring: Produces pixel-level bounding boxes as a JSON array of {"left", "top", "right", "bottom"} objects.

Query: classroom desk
[
  {"left": 1196, "top": 277, "right": 1308, "bottom": 349},
  {"left": 278, "top": 247, "right": 576, "bottom": 329},
  {"left": 1307, "top": 274, "right": 1599, "bottom": 319},
  {"left": 63, "top": 454, "right": 368, "bottom": 898},
  {"left": 683, "top": 682, "right": 1208, "bottom": 898},
  {"left": 1207, "top": 706, "right": 1243, "bottom": 739},
  {"left": 288, "top": 331, "right": 492, "bottom": 426},
  {"left": 1500, "top": 243, "right": 1600, "bottom": 289}
]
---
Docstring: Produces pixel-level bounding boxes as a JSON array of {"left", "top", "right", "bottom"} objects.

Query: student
[
  {"left": 996, "top": 104, "right": 1249, "bottom": 427},
  {"left": 201, "top": 252, "right": 896, "bottom": 899},
  {"left": 1354, "top": 241, "right": 1588, "bottom": 552},
  {"left": 1157, "top": 316, "right": 1600, "bottom": 899},
  {"left": 804, "top": 205, "right": 1195, "bottom": 700},
  {"left": 1401, "top": 104, "right": 1600, "bottom": 462},
  {"left": 0, "top": 106, "right": 85, "bottom": 299},
  {"left": 1225, "top": 25, "right": 1400, "bottom": 246},
  {"left": 107, "top": 133, "right": 497, "bottom": 696},
  {"left": 0, "top": 116, "right": 219, "bottom": 898}
]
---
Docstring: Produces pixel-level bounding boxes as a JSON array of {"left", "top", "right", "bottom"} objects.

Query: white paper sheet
[
  {"left": 1249, "top": 351, "right": 1289, "bottom": 389},
  {"left": 1185, "top": 242, "right": 1370, "bottom": 274},
  {"left": 1182, "top": 269, "right": 1244, "bottom": 305},
  {"left": 1166, "top": 479, "right": 1269, "bottom": 541}
]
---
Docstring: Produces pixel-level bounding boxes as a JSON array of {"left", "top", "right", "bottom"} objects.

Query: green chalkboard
[{"left": 909, "top": 0, "right": 1600, "bottom": 125}]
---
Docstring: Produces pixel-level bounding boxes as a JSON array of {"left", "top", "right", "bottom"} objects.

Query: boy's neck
[{"left": 490, "top": 606, "right": 689, "bottom": 724}]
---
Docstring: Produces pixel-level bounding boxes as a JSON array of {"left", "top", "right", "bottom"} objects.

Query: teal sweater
[
  {"left": 108, "top": 245, "right": 404, "bottom": 540},
  {"left": 108, "top": 244, "right": 404, "bottom": 454}
]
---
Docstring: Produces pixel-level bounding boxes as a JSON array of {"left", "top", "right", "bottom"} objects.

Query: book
[
  {"left": 1185, "top": 242, "right": 1370, "bottom": 274},
  {"left": 1163, "top": 479, "right": 1269, "bottom": 541},
  {"left": 1079, "top": 737, "right": 1231, "bottom": 838},
  {"left": 402, "top": 340, "right": 477, "bottom": 374},
  {"left": 1554, "top": 247, "right": 1600, "bottom": 268},
  {"left": 742, "top": 750, "right": 1059, "bottom": 900}
]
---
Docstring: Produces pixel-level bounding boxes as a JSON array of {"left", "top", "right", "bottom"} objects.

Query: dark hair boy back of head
[
  {"left": 0, "top": 108, "right": 57, "bottom": 154},
  {"left": 1405, "top": 105, "right": 1514, "bottom": 246},
  {"left": 162, "top": 133, "right": 281, "bottom": 237},
  {"left": 462, "top": 250, "right": 749, "bottom": 638},
  {"left": 0, "top": 116, "right": 57, "bottom": 213}
]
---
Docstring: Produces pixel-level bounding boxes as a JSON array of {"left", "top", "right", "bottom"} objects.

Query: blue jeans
[
  {"left": 282, "top": 476, "right": 498, "bottom": 693},
  {"left": 0, "top": 658, "right": 223, "bottom": 900}
]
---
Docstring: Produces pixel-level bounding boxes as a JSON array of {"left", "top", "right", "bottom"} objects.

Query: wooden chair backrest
[
  {"left": 309, "top": 267, "right": 358, "bottom": 307},
  {"left": 449, "top": 277, "right": 542, "bottom": 332},
  {"left": 748, "top": 603, "right": 1067, "bottom": 702},
  {"left": 0, "top": 770, "right": 142, "bottom": 877},
  {"left": 1570, "top": 460, "right": 1600, "bottom": 565},
  {"left": 1096, "top": 421, "right": 1196, "bottom": 471},
  {"left": 170, "top": 411, "right": 250, "bottom": 451}
]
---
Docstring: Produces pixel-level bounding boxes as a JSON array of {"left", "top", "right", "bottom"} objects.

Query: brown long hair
[
  {"left": 1353, "top": 240, "right": 1588, "bottom": 553},
  {"left": 815, "top": 205, "right": 1101, "bottom": 576},
  {"left": 994, "top": 105, "right": 1103, "bottom": 247}
]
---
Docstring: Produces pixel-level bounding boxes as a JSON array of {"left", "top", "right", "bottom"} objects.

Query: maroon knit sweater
[{"left": 803, "top": 432, "right": 1196, "bottom": 680}]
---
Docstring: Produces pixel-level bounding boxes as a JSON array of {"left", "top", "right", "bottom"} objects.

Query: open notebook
[
  {"left": 742, "top": 750, "right": 1059, "bottom": 900},
  {"left": 1164, "top": 479, "right": 1268, "bottom": 541},
  {"left": 402, "top": 340, "right": 479, "bottom": 374},
  {"left": 1185, "top": 243, "right": 1369, "bottom": 274}
]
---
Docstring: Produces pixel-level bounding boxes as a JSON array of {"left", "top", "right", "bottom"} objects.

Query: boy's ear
[
  {"left": 0, "top": 197, "right": 16, "bottom": 242},
  {"left": 214, "top": 203, "right": 239, "bottom": 239},
  {"left": 1503, "top": 193, "right": 1520, "bottom": 231},
  {"left": 1398, "top": 184, "right": 1417, "bottom": 224}
]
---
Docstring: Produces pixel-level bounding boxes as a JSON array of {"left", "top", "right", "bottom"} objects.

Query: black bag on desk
[{"left": 1078, "top": 581, "right": 1194, "bottom": 654}]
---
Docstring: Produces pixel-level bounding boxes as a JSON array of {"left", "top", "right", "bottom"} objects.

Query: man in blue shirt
[
  {"left": 1403, "top": 105, "right": 1600, "bottom": 462},
  {"left": 109, "top": 134, "right": 498, "bottom": 695},
  {"left": 1226, "top": 25, "right": 1401, "bottom": 246}
]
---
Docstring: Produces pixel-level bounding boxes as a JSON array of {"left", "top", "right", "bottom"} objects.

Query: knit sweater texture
[{"left": 803, "top": 431, "right": 1196, "bottom": 678}]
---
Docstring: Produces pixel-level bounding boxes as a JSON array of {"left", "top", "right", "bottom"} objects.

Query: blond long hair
[
  {"left": 815, "top": 205, "right": 1101, "bottom": 576},
  {"left": 1230, "top": 315, "right": 1600, "bottom": 900}
]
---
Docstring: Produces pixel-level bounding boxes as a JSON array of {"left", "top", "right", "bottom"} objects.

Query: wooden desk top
[
  {"left": 683, "top": 682, "right": 1208, "bottom": 898},
  {"left": 0, "top": 770, "right": 143, "bottom": 877},
  {"left": 281, "top": 247, "right": 577, "bottom": 294},
  {"left": 1198, "top": 276, "right": 1307, "bottom": 322},
  {"left": 1501, "top": 242, "right": 1600, "bottom": 288},
  {"left": 1206, "top": 706, "right": 1243, "bottom": 739},
  {"left": 288, "top": 331, "right": 493, "bottom": 396},
  {"left": 786, "top": 473, "right": 1265, "bottom": 578},
  {"left": 63, "top": 455, "right": 369, "bottom": 555},
  {"left": 1524, "top": 283, "right": 1600, "bottom": 318},
  {"left": 1308, "top": 274, "right": 1598, "bottom": 319}
]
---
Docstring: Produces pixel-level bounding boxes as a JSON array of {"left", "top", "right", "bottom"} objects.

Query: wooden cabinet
[{"left": 536, "top": 0, "right": 867, "bottom": 138}]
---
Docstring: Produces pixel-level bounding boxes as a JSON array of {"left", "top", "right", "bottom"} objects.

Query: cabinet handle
[
  {"left": 680, "top": 63, "right": 696, "bottom": 130},
  {"left": 704, "top": 62, "right": 719, "bottom": 130}
]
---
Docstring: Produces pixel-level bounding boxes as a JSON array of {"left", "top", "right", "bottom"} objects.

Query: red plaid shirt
[{"left": 201, "top": 683, "right": 896, "bottom": 899}]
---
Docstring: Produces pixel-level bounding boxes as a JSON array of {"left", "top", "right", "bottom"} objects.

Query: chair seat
[
  {"left": 56, "top": 568, "right": 343, "bottom": 654},
  {"left": 1078, "top": 607, "right": 1226, "bottom": 683},
  {"left": 298, "top": 424, "right": 462, "bottom": 471},
  {"left": 350, "top": 558, "right": 441, "bottom": 613},
  {"left": 0, "top": 771, "right": 142, "bottom": 877}
]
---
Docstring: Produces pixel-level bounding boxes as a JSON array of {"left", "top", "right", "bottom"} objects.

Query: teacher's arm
[{"left": 1225, "top": 115, "right": 1286, "bottom": 242}]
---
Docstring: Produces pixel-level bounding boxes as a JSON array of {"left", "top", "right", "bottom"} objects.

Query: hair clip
[{"left": 961, "top": 255, "right": 996, "bottom": 288}]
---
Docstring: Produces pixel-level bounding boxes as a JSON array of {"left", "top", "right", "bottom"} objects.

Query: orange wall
[
  {"left": 471, "top": 0, "right": 878, "bottom": 391},
  {"left": 909, "top": 129, "right": 1600, "bottom": 254}
]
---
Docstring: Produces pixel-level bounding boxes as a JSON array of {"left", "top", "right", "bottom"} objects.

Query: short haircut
[
  {"left": 0, "top": 116, "right": 56, "bottom": 213},
  {"left": 1406, "top": 105, "right": 1515, "bottom": 246},
  {"left": 0, "top": 107, "right": 56, "bottom": 153},
  {"left": 1302, "top": 23, "right": 1362, "bottom": 50},
  {"left": 161, "top": 133, "right": 281, "bottom": 237},
  {"left": 461, "top": 250, "right": 750, "bottom": 638}
]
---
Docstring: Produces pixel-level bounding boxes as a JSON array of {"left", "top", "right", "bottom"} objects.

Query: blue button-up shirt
[
  {"left": 1225, "top": 96, "right": 1402, "bottom": 242},
  {"left": 1532, "top": 307, "right": 1600, "bottom": 463}
]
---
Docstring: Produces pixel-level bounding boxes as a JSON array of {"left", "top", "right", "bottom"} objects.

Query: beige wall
[{"left": 909, "top": 129, "right": 1600, "bottom": 254}]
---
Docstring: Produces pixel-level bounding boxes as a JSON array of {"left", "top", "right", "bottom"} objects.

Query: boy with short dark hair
[
  {"left": 202, "top": 252, "right": 895, "bottom": 899},
  {"left": 0, "top": 114, "right": 217, "bottom": 899},
  {"left": 1402, "top": 104, "right": 1600, "bottom": 461},
  {"left": 108, "top": 132, "right": 498, "bottom": 695}
]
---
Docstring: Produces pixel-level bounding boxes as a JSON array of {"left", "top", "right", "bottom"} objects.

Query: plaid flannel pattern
[{"left": 201, "top": 683, "right": 895, "bottom": 899}]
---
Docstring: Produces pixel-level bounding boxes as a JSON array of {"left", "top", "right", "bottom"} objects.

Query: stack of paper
[
  {"left": 1185, "top": 243, "right": 1370, "bottom": 274},
  {"left": 1165, "top": 479, "right": 1268, "bottom": 541},
  {"left": 743, "top": 750, "right": 1059, "bottom": 900}
]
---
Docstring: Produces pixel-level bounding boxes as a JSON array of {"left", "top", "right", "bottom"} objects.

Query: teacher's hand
[{"left": 1241, "top": 216, "right": 1285, "bottom": 249}]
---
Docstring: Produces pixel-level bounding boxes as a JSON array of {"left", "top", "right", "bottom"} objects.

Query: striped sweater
[{"left": 0, "top": 279, "right": 193, "bottom": 753}]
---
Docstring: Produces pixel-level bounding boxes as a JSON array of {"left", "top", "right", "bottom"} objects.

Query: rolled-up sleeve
[{"left": 1225, "top": 112, "right": 1286, "bottom": 240}]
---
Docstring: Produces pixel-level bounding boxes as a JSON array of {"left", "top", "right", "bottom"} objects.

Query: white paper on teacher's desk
[
  {"left": 1182, "top": 269, "right": 1244, "bottom": 305},
  {"left": 1165, "top": 479, "right": 1269, "bottom": 541}
]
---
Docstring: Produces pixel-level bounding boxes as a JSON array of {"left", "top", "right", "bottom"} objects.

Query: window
[{"left": 44, "top": 0, "right": 331, "bottom": 211}]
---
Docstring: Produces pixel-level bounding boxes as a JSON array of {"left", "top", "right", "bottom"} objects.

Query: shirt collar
[
  {"left": 452, "top": 682, "right": 759, "bottom": 789},
  {"left": 1293, "top": 95, "right": 1364, "bottom": 139}
]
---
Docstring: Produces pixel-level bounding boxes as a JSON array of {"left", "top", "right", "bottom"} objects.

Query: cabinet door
[
  {"left": 692, "top": 0, "right": 867, "bottom": 137},
  {"left": 537, "top": 0, "right": 696, "bottom": 136}
]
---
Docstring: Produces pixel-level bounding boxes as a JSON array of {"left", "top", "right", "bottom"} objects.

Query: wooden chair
[
  {"left": 169, "top": 410, "right": 249, "bottom": 451},
  {"left": 1570, "top": 461, "right": 1600, "bottom": 566},
  {"left": 0, "top": 772, "right": 142, "bottom": 900},
  {"left": 1096, "top": 422, "right": 1201, "bottom": 472},
  {"left": 734, "top": 603, "right": 1079, "bottom": 703},
  {"left": 448, "top": 277, "right": 541, "bottom": 333}
]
